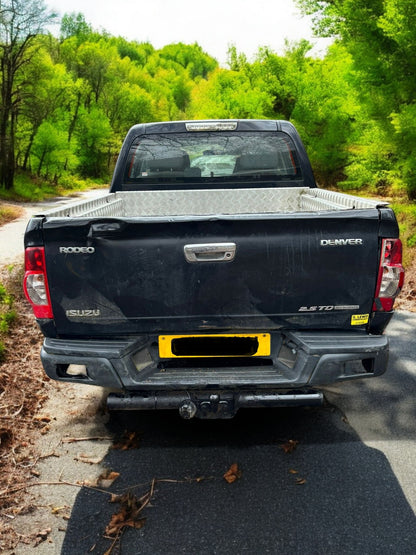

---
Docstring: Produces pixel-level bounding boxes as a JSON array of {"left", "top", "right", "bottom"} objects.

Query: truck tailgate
[{"left": 43, "top": 210, "right": 381, "bottom": 336}]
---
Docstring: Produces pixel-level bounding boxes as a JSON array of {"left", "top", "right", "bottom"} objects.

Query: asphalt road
[{"left": 61, "top": 312, "right": 416, "bottom": 555}]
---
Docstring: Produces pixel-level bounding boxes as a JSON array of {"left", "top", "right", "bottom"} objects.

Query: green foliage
[
  {"left": 0, "top": 282, "right": 16, "bottom": 361},
  {"left": 11, "top": 172, "right": 59, "bottom": 201},
  {"left": 0, "top": 0, "right": 58, "bottom": 189},
  {"left": 297, "top": 0, "right": 416, "bottom": 197},
  {"left": 288, "top": 44, "right": 358, "bottom": 185},
  {"left": 0, "top": 309, "right": 17, "bottom": 334},
  {"left": 60, "top": 12, "right": 92, "bottom": 41},
  {"left": 14, "top": 30, "right": 218, "bottom": 182},
  {"left": 189, "top": 67, "right": 272, "bottom": 119},
  {"left": 390, "top": 104, "right": 416, "bottom": 200},
  {"left": 75, "top": 108, "right": 112, "bottom": 177},
  {"left": 0, "top": 4, "right": 416, "bottom": 206},
  {"left": 32, "top": 121, "right": 78, "bottom": 179},
  {"left": 115, "top": 39, "right": 154, "bottom": 65},
  {"left": 0, "top": 284, "right": 13, "bottom": 306},
  {"left": 158, "top": 43, "right": 217, "bottom": 79}
]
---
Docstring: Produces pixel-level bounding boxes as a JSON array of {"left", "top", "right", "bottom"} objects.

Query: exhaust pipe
[{"left": 238, "top": 391, "right": 323, "bottom": 407}]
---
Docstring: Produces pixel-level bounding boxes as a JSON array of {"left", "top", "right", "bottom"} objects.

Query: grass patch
[
  {"left": 0, "top": 280, "right": 17, "bottom": 362},
  {"left": 0, "top": 204, "right": 24, "bottom": 226},
  {"left": 0, "top": 171, "right": 108, "bottom": 203}
]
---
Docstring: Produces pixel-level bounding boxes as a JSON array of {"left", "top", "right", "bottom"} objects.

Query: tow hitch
[
  {"left": 179, "top": 393, "right": 236, "bottom": 419},
  {"left": 107, "top": 390, "right": 323, "bottom": 419}
]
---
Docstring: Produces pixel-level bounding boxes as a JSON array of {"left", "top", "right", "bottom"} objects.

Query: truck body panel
[{"left": 41, "top": 208, "right": 382, "bottom": 337}]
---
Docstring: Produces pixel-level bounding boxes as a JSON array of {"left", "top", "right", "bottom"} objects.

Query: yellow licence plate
[{"left": 158, "top": 333, "right": 271, "bottom": 358}]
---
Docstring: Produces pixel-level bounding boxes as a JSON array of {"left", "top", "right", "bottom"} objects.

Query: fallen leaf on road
[
  {"left": 223, "top": 463, "right": 242, "bottom": 483},
  {"left": 75, "top": 453, "right": 104, "bottom": 465},
  {"left": 77, "top": 470, "right": 120, "bottom": 489},
  {"left": 281, "top": 439, "right": 299, "bottom": 454},
  {"left": 106, "top": 512, "right": 146, "bottom": 537},
  {"left": 98, "top": 470, "right": 120, "bottom": 488},
  {"left": 105, "top": 489, "right": 152, "bottom": 538},
  {"left": 289, "top": 469, "right": 298, "bottom": 474},
  {"left": 112, "top": 431, "right": 140, "bottom": 450},
  {"left": 33, "top": 415, "right": 51, "bottom": 423},
  {"left": 51, "top": 505, "right": 67, "bottom": 514},
  {"left": 25, "top": 528, "right": 51, "bottom": 547},
  {"left": 295, "top": 477, "right": 307, "bottom": 485}
]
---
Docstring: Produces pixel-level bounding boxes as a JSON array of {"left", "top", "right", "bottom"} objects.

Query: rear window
[{"left": 123, "top": 131, "right": 302, "bottom": 190}]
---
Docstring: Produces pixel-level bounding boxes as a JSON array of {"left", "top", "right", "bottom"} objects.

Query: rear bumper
[
  {"left": 107, "top": 389, "right": 324, "bottom": 418},
  {"left": 41, "top": 330, "right": 389, "bottom": 392}
]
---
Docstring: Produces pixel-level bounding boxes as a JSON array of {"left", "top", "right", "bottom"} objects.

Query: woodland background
[{"left": 1, "top": 0, "right": 416, "bottom": 204}]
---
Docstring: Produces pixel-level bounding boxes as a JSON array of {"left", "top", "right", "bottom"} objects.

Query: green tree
[
  {"left": 75, "top": 107, "right": 112, "bottom": 177},
  {"left": 16, "top": 42, "right": 74, "bottom": 171},
  {"left": 76, "top": 40, "right": 118, "bottom": 104},
  {"left": 60, "top": 12, "right": 92, "bottom": 41},
  {"left": 296, "top": 0, "right": 416, "bottom": 197},
  {"left": 114, "top": 38, "right": 154, "bottom": 66},
  {"left": 32, "top": 120, "right": 77, "bottom": 179},
  {"left": 189, "top": 67, "right": 272, "bottom": 119},
  {"left": 158, "top": 42, "right": 217, "bottom": 79},
  {"left": 290, "top": 44, "right": 359, "bottom": 185},
  {"left": 0, "top": 0, "right": 57, "bottom": 188}
]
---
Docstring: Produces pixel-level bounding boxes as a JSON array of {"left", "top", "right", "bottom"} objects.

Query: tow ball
[
  {"left": 179, "top": 394, "right": 236, "bottom": 419},
  {"left": 178, "top": 401, "right": 197, "bottom": 419}
]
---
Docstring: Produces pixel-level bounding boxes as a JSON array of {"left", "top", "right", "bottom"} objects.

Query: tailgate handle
[{"left": 184, "top": 243, "right": 236, "bottom": 263}]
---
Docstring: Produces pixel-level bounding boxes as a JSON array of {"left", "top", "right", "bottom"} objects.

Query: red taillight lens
[
  {"left": 23, "top": 247, "right": 53, "bottom": 319},
  {"left": 373, "top": 238, "right": 405, "bottom": 312}
]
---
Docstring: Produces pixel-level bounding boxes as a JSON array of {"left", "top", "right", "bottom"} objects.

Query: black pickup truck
[{"left": 23, "top": 120, "right": 404, "bottom": 418}]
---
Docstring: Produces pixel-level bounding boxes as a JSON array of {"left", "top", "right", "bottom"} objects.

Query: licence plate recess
[{"left": 158, "top": 334, "right": 270, "bottom": 358}]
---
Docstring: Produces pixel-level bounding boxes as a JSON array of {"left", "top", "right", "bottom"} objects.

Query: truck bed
[{"left": 37, "top": 187, "right": 387, "bottom": 219}]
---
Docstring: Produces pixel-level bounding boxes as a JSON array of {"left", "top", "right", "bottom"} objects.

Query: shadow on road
[
  {"left": 62, "top": 403, "right": 416, "bottom": 554},
  {"left": 323, "top": 312, "right": 416, "bottom": 442}
]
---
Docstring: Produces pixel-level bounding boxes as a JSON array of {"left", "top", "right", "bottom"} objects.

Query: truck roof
[{"left": 126, "top": 119, "right": 292, "bottom": 135}]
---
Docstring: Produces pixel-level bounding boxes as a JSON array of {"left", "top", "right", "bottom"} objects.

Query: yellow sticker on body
[{"left": 351, "top": 314, "right": 369, "bottom": 325}]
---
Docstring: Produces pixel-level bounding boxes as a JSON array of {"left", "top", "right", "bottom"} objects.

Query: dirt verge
[{"left": 0, "top": 266, "right": 112, "bottom": 552}]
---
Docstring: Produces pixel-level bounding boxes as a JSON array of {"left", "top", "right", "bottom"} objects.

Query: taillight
[
  {"left": 23, "top": 247, "right": 53, "bottom": 319},
  {"left": 373, "top": 238, "right": 405, "bottom": 312}
]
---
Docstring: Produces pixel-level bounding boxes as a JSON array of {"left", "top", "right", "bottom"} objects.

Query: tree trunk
[
  {"left": 0, "top": 132, "right": 14, "bottom": 189},
  {"left": 37, "top": 148, "right": 46, "bottom": 176},
  {"left": 0, "top": 49, "right": 14, "bottom": 189},
  {"left": 22, "top": 129, "right": 37, "bottom": 171}
]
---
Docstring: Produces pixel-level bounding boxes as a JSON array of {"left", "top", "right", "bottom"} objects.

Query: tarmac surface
[{"left": 60, "top": 310, "right": 416, "bottom": 554}]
